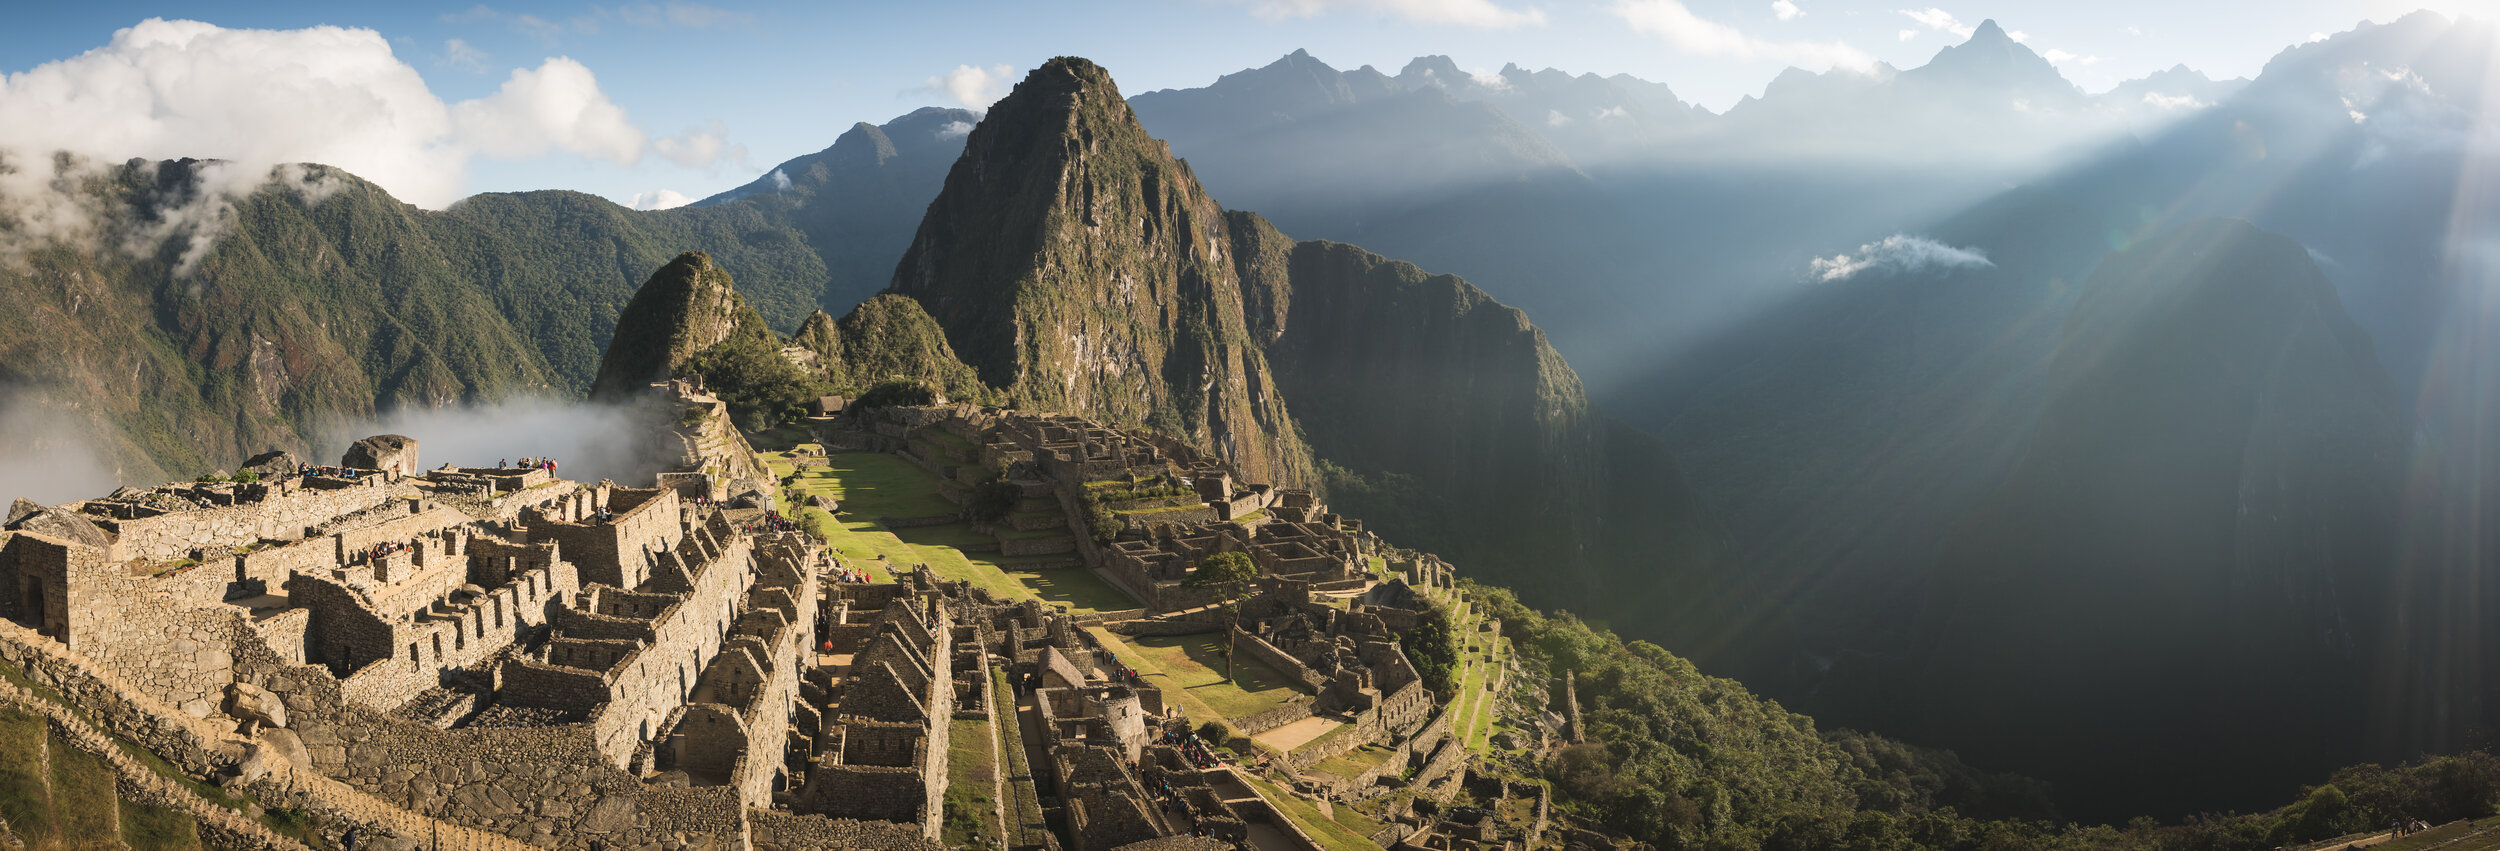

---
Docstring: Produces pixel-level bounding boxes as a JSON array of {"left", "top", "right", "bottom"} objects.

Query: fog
[
  {"left": 0, "top": 393, "right": 119, "bottom": 507},
  {"left": 324, "top": 396, "right": 676, "bottom": 487}
]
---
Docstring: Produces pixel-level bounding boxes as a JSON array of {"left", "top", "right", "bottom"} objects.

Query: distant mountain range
[{"left": 1, "top": 8, "right": 2495, "bottom": 823}]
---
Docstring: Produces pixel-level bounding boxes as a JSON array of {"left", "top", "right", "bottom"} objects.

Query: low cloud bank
[
  {"left": 1809, "top": 234, "right": 1995, "bottom": 282},
  {"left": 0, "top": 395, "right": 119, "bottom": 507},
  {"left": 328, "top": 397, "right": 677, "bottom": 487}
]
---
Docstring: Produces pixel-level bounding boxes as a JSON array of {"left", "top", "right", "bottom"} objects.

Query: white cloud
[
  {"left": 1234, "top": 0, "right": 1546, "bottom": 28},
  {"left": 617, "top": 3, "right": 755, "bottom": 29},
  {"left": 2142, "top": 92, "right": 2208, "bottom": 111},
  {"left": 452, "top": 57, "right": 645, "bottom": 166},
  {"left": 2042, "top": 49, "right": 2103, "bottom": 66},
  {"left": 936, "top": 120, "right": 974, "bottom": 140},
  {"left": 2308, "top": 32, "right": 2330, "bottom": 43},
  {"left": 1468, "top": 68, "right": 1512, "bottom": 90},
  {"left": 653, "top": 119, "right": 748, "bottom": 170},
  {"left": 2007, "top": 29, "right": 2028, "bottom": 42},
  {"left": 1771, "top": 0, "right": 1802, "bottom": 22},
  {"left": 628, "top": 189, "right": 694, "bottom": 210},
  {"left": 1612, "top": 0, "right": 1870, "bottom": 69},
  {"left": 1809, "top": 234, "right": 1994, "bottom": 282},
  {"left": 1899, "top": 28, "right": 1919, "bottom": 41},
  {"left": 1595, "top": 105, "right": 1629, "bottom": 119},
  {"left": 442, "top": 38, "right": 488, "bottom": 72},
  {"left": 1896, "top": 7, "right": 1973, "bottom": 38},
  {"left": 769, "top": 168, "right": 792, "bottom": 190},
  {"left": 2124, "top": 25, "right": 2143, "bottom": 37},
  {"left": 1547, "top": 109, "right": 1574, "bottom": 126},
  {"left": 926, "top": 64, "right": 1017, "bottom": 110},
  {"left": 0, "top": 18, "right": 695, "bottom": 271}
]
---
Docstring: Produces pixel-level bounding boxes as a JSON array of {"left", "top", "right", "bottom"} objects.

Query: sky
[{"left": 0, "top": 0, "right": 2481, "bottom": 210}]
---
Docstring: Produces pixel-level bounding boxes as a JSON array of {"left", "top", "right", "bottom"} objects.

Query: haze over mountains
[{"left": 0, "top": 7, "right": 2496, "bottom": 827}]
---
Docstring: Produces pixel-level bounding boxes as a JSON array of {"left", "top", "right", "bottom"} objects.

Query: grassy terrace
[
  {"left": 1117, "top": 632, "right": 1305, "bottom": 721},
  {"left": 941, "top": 717, "right": 1002, "bottom": 847},
  {"left": 1312, "top": 743, "right": 1398, "bottom": 780},
  {"left": 988, "top": 668, "right": 1052, "bottom": 848},
  {"left": 760, "top": 446, "right": 1130, "bottom": 613},
  {"left": 1239, "top": 770, "right": 1384, "bottom": 851}
]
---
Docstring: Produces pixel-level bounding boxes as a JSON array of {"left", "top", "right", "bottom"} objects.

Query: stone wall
[
  {"left": 527, "top": 487, "right": 680, "bottom": 589},
  {"left": 1230, "top": 626, "right": 1325, "bottom": 692},
  {"left": 1230, "top": 699, "right": 1316, "bottom": 736},
  {"left": 32, "top": 539, "right": 253, "bottom": 718},
  {"left": 748, "top": 808, "right": 944, "bottom": 850},
  {"left": 101, "top": 477, "right": 408, "bottom": 562}
]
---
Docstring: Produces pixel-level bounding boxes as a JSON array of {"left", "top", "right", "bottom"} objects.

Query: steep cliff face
[
  {"left": 1907, "top": 218, "right": 2409, "bottom": 818},
  {"left": 1232, "top": 212, "right": 1726, "bottom": 616},
  {"left": 858, "top": 56, "right": 1728, "bottom": 618},
  {"left": 589, "top": 251, "right": 772, "bottom": 399},
  {"left": 889, "top": 58, "right": 1312, "bottom": 486}
]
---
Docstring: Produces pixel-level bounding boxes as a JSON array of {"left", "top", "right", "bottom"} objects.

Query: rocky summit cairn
[{"left": 342, "top": 434, "right": 419, "bottom": 476}]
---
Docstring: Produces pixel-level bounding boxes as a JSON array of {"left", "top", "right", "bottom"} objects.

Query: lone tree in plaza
[{"left": 1187, "top": 551, "right": 1260, "bottom": 681}]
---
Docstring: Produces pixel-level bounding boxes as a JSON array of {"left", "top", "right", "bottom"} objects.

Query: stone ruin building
[
  {"left": 0, "top": 385, "right": 960, "bottom": 849},
  {"left": 0, "top": 389, "right": 1527, "bottom": 850}
]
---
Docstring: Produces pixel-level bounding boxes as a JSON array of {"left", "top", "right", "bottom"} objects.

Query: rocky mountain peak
[
  {"left": 589, "top": 251, "right": 769, "bottom": 400},
  {"left": 886, "top": 55, "right": 1312, "bottom": 485}
]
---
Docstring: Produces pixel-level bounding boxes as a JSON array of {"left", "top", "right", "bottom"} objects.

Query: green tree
[
  {"left": 1401, "top": 603, "right": 1461, "bottom": 694},
  {"left": 969, "top": 474, "right": 1021, "bottom": 524},
  {"left": 1186, "top": 551, "right": 1260, "bottom": 681}
]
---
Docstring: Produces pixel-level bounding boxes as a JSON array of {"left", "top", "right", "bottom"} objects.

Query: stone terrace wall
[
  {"left": 47, "top": 543, "right": 255, "bottom": 717},
  {"left": 102, "top": 478, "right": 408, "bottom": 562},
  {"left": 1230, "top": 626, "right": 1325, "bottom": 692},
  {"left": 1231, "top": 699, "right": 1316, "bottom": 736},
  {"left": 749, "top": 808, "right": 945, "bottom": 850}
]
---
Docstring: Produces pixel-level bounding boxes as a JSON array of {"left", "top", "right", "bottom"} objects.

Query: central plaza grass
[
  {"left": 1117, "top": 632, "right": 1306, "bottom": 721},
  {"left": 1312, "top": 744, "right": 1397, "bottom": 780},
  {"left": 762, "top": 447, "right": 1131, "bottom": 614},
  {"left": 941, "top": 717, "right": 1002, "bottom": 847},
  {"left": 1240, "top": 770, "right": 1385, "bottom": 851}
]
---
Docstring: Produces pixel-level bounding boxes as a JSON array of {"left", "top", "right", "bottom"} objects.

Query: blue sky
[{"left": 0, "top": 0, "right": 2478, "bottom": 208}]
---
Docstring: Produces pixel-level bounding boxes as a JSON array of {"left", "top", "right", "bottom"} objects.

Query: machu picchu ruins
[{"left": 0, "top": 379, "right": 1574, "bottom": 850}]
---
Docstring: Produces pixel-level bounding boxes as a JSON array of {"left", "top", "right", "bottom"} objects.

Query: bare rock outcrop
[{"left": 342, "top": 435, "right": 419, "bottom": 476}]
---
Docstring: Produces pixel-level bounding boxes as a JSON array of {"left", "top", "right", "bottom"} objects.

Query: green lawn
[
  {"left": 806, "top": 451, "right": 961, "bottom": 519},
  {"left": 1240, "top": 771, "right": 1384, "bottom": 851},
  {"left": 49, "top": 735, "right": 119, "bottom": 841},
  {"left": 765, "top": 449, "right": 1137, "bottom": 613},
  {"left": 1119, "top": 633, "right": 1306, "bottom": 721},
  {"left": 941, "top": 717, "right": 1002, "bottom": 847},
  {"left": 0, "top": 709, "right": 55, "bottom": 841},
  {"left": 1313, "top": 744, "right": 1397, "bottom": 780},
  {"left": 989, "top": 668, "right": 1052, "bottom": 849}
]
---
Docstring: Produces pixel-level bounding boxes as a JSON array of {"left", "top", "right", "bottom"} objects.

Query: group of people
[
  {"left": 499, "top": 457, "right": 559, "bottom": 474},
  {"left": 1103, "top": 652, "right": 1144, "bottom": 687},
  {"left": 1151, "top": 779, "right": 1220, "bottom": 838},
  {"left": 740, "top": 513, "right": 800, "bottom": 536},
  {"left": 1164, "top": 728, "right": 1222, "bottom": 770},
  {"left": 303, "top": 465, "right": 365, "bottom": 480},
  {"left": 364, "top": 539, "right": 417, "bottom": 562}
]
